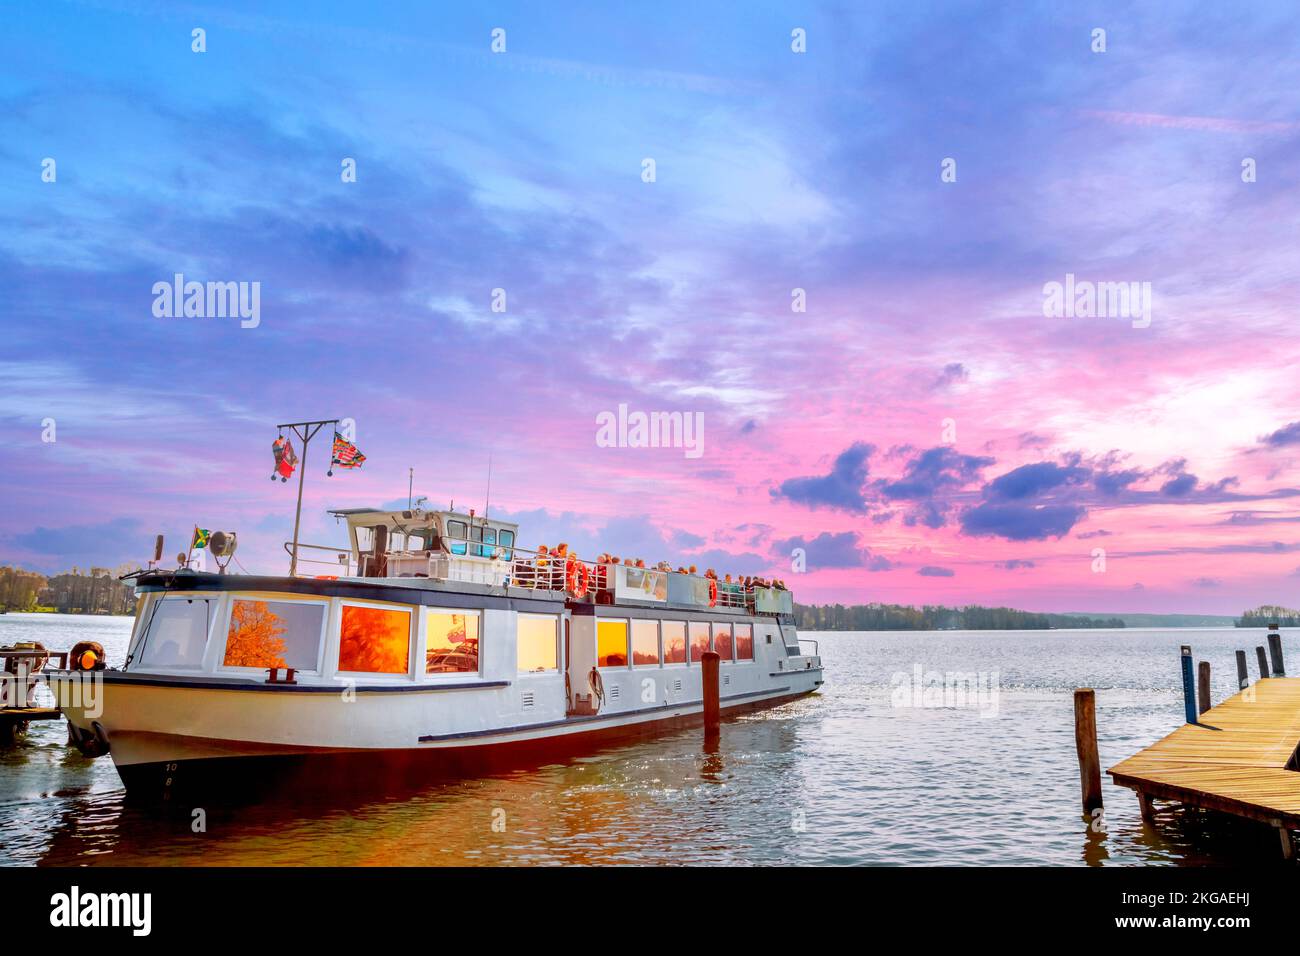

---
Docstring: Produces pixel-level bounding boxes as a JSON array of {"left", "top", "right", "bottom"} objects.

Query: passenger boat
[{"left": 51, "top": 505, "right": 823, "bottom": 797}]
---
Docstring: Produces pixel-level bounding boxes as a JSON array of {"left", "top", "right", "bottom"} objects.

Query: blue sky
[{"left": 4, "top": 2, "right": 1300, "bottom": 613}]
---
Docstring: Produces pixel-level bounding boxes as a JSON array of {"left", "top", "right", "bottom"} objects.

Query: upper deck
[{"left": 286, "top": 505, "right": 796, "bottom": 620}]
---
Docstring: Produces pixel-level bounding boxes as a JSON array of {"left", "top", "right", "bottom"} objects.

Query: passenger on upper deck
[{"left": 553, "top": 543, "right": 569, "bottom": 589}]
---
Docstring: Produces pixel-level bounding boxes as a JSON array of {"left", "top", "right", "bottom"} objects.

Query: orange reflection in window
[
  {"left": 597, "top": 620, "right": 629, "bottom": 667},
  {"left": 339, "top": 605, "right": 410, "bottom": 674},
  {"left": 426, "top": 612, "right": 479, "bottom": 674},
  {"left": 223, "top": 600, "right": 287, "bottom": 668},
  {"left": 735, "top": 624, "right": 753, "bottom": 661},
  {"left": 662, "top": 622, "right": 686, "bottom": 664},
  {"left": 689, "top": 622, "right": 710, "bottom": 662},
  {"left": 631, "top": 620, "right": 659, "bottom": 666},
  {"left": 713, "top": 623, "right": 733, "bottom": 660}
]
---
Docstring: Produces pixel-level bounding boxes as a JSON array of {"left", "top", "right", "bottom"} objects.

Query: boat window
[
  {"left": 223, "top": 599, "right": 326, "bottom": 671},
  {"left": 498, "top": 529, "right": 515, "bottom": 561},
  {"left": 394, "top": 530, "right": 427, "bottom": 552},
  {"left": 138, "top": 597, "right": 214, "bottom": 668},
  {"left": 469, "top": 525, "right": 484, "bottom": 557},
  {"left": 688, "top": 622, "right": 711, "bottom": 663},
  {"left": 426, "top": 611, "right": 480, "bottom": 674},
  {"left": 735, "top": 624, "right": 754, "bottom": 661},
  {"left": 338, "top": 604, "right": 412, "bottom": 675},
  {"left": 631, "top": 619, "right": 659, "bottom": 666},
  {"left": 597, "top": 619, "right": 629, "bottom": 668},
  {"left": 662, "top": 621, "right": 686, "bottom": 664},
  {"left": 712, "top": 623, "right": 734, "bottom": 661},
  {"left": 447, "top": 520, "right": 468, "bottom": 555},
  {"left": 477, "top": 527, "right": 497, "bottom": 558},
  {"left": 517, "top": 614, "right": 558, "bottom": 672}
]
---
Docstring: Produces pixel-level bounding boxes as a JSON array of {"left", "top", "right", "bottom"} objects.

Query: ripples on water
[{"left": 0, "top": 613, "right": 1288, "bottom": 865}]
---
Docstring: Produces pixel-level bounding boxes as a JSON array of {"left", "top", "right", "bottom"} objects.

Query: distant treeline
[
  {"left": 0, "top": 564, "right": 137, "bottom": 615},
  {"left": 793, "top": 602, "right": 1126, "bottom": 631},
  {"left": 1235, "top": 605, "right": 1300, "bottom": 628}
]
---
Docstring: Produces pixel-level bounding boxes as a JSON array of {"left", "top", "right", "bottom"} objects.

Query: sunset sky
[{"left": 3, "top": 2, "right": 1300, "bottom": 614}]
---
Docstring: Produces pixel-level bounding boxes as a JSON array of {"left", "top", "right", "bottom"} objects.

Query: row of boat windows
[
  {"left": 133, "top": 598, "right": 764, "bottom": 679},
  {"left": 134, "top": 597, "right": 555, "bottom": 677},
  {"left": 596, "top": 619, "right": 754, "bottom": 667},
  {"left": 366, "top": 523, "right": 517, "bottom": 560},
  {"left": 444, "top": 521, "right": 514, "bottom": 559}
]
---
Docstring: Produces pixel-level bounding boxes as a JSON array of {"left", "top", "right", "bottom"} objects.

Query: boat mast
[{"left": 278, "top": 418, "right": 339, "bottom": 577}]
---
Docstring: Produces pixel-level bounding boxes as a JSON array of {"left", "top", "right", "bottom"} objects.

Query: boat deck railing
[{"left": 283, "top": 539, "right": 792, "bottom": 613}]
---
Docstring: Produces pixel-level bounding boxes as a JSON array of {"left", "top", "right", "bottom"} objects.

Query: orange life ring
[
  {"left": 708, "top": 578, "right": 718, "bottom": 607},
  {"left": 567, "top": 559, "right": 590, "bottom": 599}
]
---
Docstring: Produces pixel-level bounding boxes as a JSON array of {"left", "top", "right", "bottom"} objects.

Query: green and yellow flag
[{"left": 191, "top": 527, "right": 211, "bottom": 550}]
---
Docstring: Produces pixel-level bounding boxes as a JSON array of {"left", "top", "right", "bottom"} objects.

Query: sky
[{"left": 2, "top": 1, "right": 1300, "bottom": 615}]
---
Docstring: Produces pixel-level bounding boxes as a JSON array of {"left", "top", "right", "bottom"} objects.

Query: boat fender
[
  {"left": 66, "top": 720, "right": 109, "bottom": 758},
  {"left": 69, "top": 641, "right": 105, "bottom": 672}
]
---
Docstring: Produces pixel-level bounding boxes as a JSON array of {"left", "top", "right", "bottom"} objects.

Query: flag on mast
[{"left": 331, "top": 432, "right": 366, "bottom": 469}]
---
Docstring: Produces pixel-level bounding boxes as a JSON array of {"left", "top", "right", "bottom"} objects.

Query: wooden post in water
[
  {"left": 1197, "top": 661, "right": 1211, "bottom": 715},
  {"left": 1073, "top": 688, "right": 1103, "bottom": 814},
  {"left": 701, "top": 651, "right": 720, "bottom": 738},
  {"left": 1267, "top": 623, "right": 1286, "bottom": 677},
  {"left": 1236, "top": 650, "right": 1249, "bottom": 690},
  {"left": 1256, "top": 646, "right": 1270, "bottom": 680},
  {"left": 1179, "top": 646, "right": 1198, "bottom": 725}
]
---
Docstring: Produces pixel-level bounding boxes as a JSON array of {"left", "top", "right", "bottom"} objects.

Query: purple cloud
[
  {"left": 917, "top": 565, "right": 955, "bottom": 577},
  {"left": 773, "top": 442, "right": 874, "bottom": 514}
]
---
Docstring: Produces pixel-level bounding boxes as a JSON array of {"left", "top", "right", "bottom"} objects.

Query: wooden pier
[{"left": 1108, "top": 677, "right": 1300, "bottom": 858}]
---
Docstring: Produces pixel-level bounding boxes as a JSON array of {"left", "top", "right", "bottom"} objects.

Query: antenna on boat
[
  {"left": 484, "top": 454, "right": 493, "bottom": 521},
  {"left": 408, "top": 467, "right": 413, "bottom": 511}
]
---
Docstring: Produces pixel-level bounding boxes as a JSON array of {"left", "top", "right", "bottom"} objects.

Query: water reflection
[{"left": 5, "top": 618, "right": 1298, "bottom": 866}]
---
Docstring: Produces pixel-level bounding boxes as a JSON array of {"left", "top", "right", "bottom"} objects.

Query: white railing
[{"left": 284, "top": 538, "right": 793, "bottom": 612}]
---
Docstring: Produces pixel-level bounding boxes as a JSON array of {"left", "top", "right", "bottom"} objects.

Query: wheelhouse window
[
  {"left": 138, "top": 597, "right": 214, "bottom": 668},
  {"left": 517, "top": 614, "right": 558, "bottom": 672},
  {"left": 712, "top": 623, "right": 734, "bottom": 661},
  {"left": 597, "top": 619, "right": 629, "bottom": 667},
  {"left": 735, "top": 623, "right": 754, "bottom": 661},
  {"left": 447, "top": 520, "right": 468, "bottom": 555},
  {"left": 338, "top": 604, "right": 412, "bottom": 674},
  {"left": 498, "top": 529, "right": 515, "bottom": 560},
  {"left": 662, "top": 621, "right": 686, "bottom": 664},
  {"left": 688, "top": 622, "right": 711, "bottom": 663},
  {"left": 223, "top": 599, "right": 326, "bottom": 671},
  {"left": 631, "top": 619, "right": 659, "bottom": 666},
  {"left": 425, "top": 610, "right": 480, "bottom": 674}
]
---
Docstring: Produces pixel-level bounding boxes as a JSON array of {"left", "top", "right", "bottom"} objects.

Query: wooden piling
[
  {"left": 1073, "top": 688, "right": 1103, "bottom": 814},
  {"left": 1267, "top": 629, "right": 1286, "bottom": 677},
  {"left": 1257, "top": 646, "right": 1270, "bottom": 680},
  {"left": 1236, "top": 650, "right": 1249, "bottom": 690},
  {"left": 1179, "top": 646, "right": 1198, "bottom": 725},
  {"left": 701, "top": 651, "right": 720, "bottom": 736},
  {"left": 1198, "top": 661, "right": 1211, "bottom": 715}
]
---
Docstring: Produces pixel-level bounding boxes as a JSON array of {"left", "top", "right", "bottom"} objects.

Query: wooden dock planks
[{"left": 1108, "top": 677, "right": 1300, "bottom": 828}]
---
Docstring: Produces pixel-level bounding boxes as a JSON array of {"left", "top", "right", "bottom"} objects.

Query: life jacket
[{"left": 708, "top": 577, "right": 718, "bottom": 607}]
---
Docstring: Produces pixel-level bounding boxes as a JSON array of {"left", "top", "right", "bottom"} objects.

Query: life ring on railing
[
  {"left": 566, "top": 559, "right": 590, "bottom": 599},
  {"left": 708, "top": 578, "right": 718, "bottom": 607}
]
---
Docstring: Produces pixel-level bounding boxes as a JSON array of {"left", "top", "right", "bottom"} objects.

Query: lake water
[{"left": 0, "top": 613, "right": 1289, "bottom": 866}]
